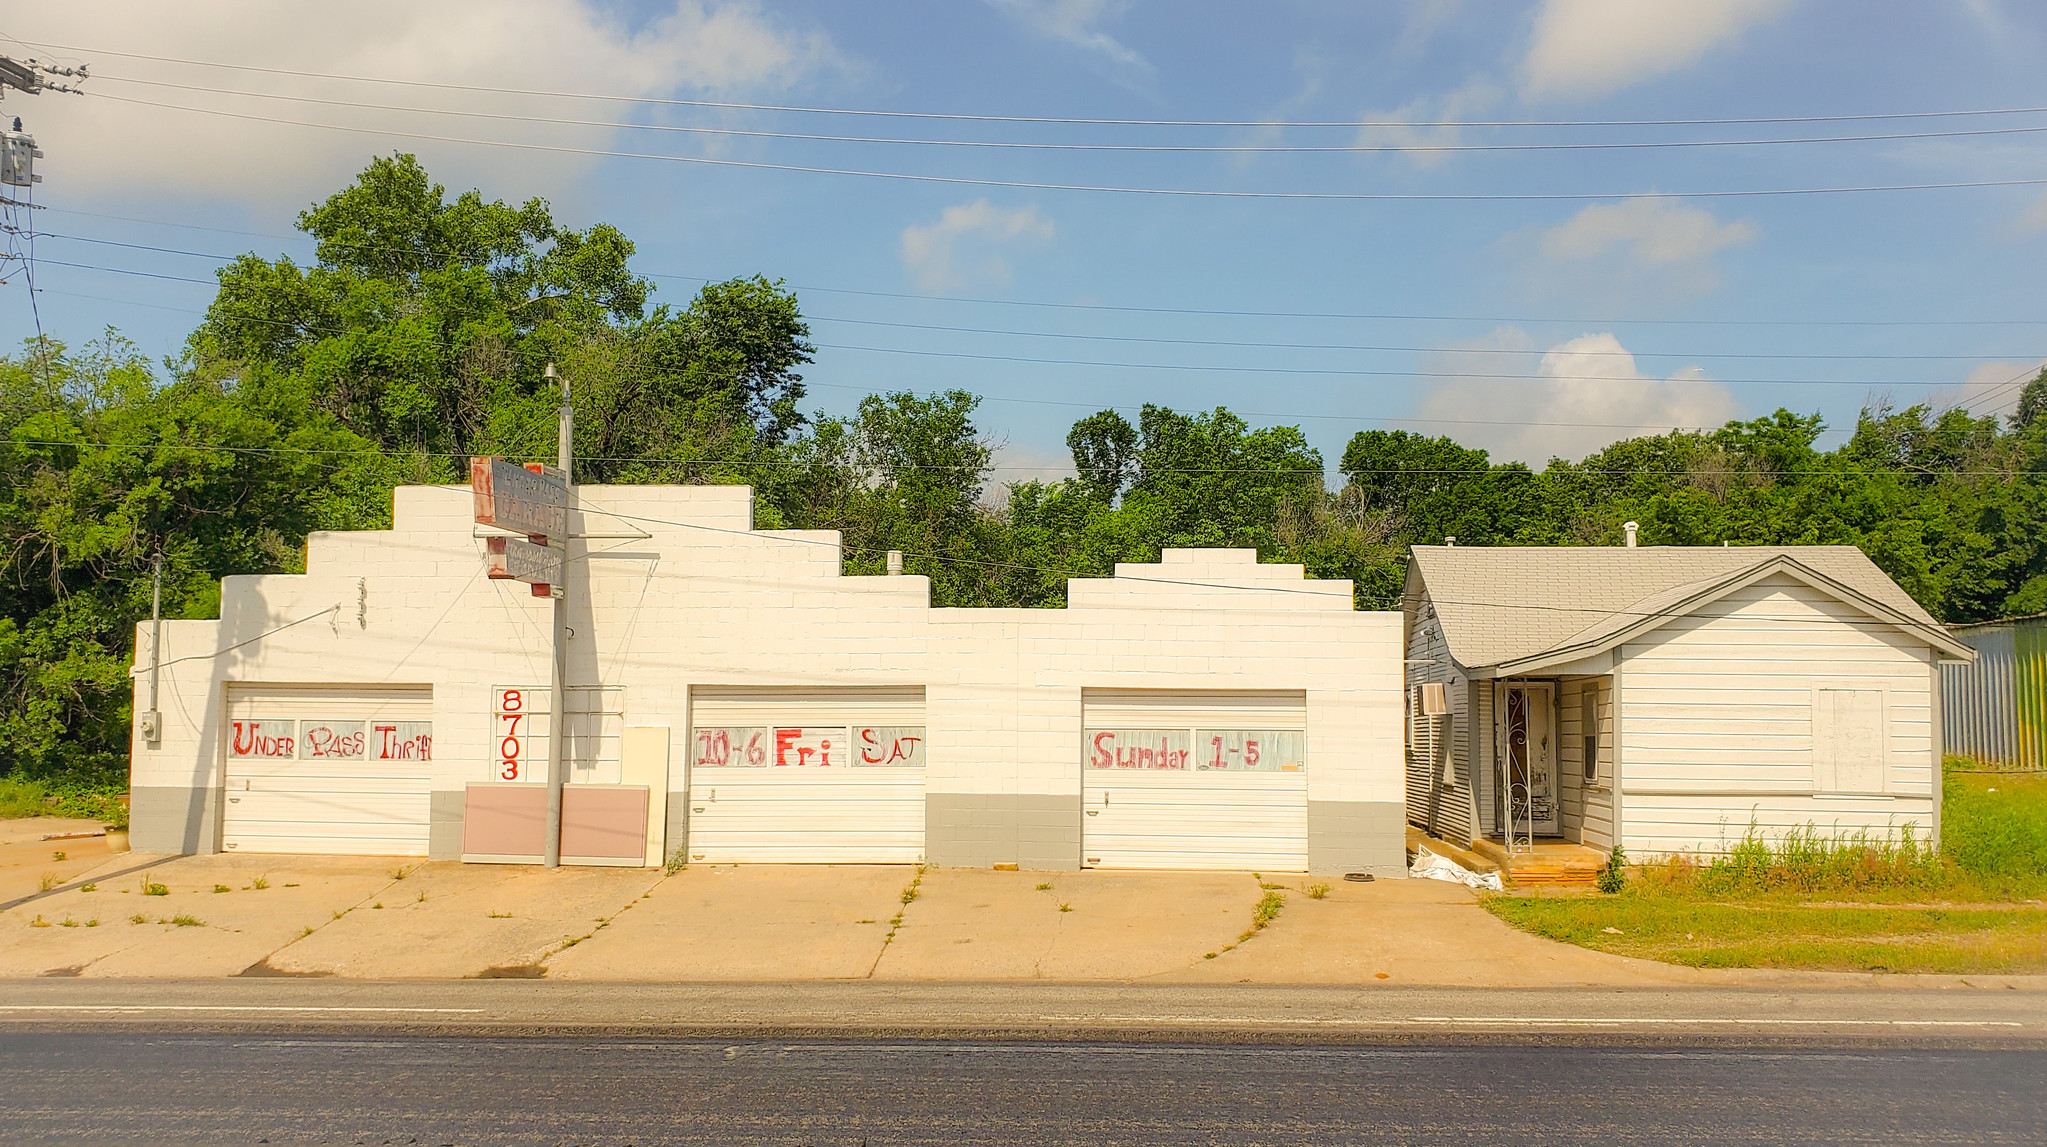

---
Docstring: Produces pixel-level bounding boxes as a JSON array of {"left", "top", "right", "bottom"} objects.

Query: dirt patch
[
  {"left": 238, "top": 958, "right": 335, "bottom": 978},
  {"left": 474, "top": 963, "right": 547, "bottom": 979}
]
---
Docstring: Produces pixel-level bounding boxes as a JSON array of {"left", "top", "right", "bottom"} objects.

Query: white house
[
  {"left": 130, "top": 482, "right": 1407, "bottom": 875},
  {"left": 1402, "top": 542, "right": 1974, "bottom": 858}
]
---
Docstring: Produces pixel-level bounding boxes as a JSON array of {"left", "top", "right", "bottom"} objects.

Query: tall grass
[
  {"left": 1635, "top": 824, "right": 1945, "bottom": 896},
  {"left": 1942, "top": 769, "right": 2047, "bottom": 896},
  {"left": 1624, "top": 768, "right": 2047, "bottom": 900},
  {"left": 0, "top": 776, "right": 128, "bottom": 826}
]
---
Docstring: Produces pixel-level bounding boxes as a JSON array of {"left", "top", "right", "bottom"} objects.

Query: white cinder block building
[
  {"left": 130, "top": 484, "right": 1408, "bottom": 874},
  {"left": 1402, "top": 544, "right": 1975, "bottom": 857}
]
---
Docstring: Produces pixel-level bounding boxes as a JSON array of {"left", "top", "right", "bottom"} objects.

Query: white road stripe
[
  {"left": 0, "top": 1005, "right": 485, "bottom": 1014},
  {"left": 1027, "top": 1015, "right": 2027, "bottom": 1028}
]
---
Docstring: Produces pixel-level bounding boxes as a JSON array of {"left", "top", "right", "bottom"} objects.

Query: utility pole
[
  {"left": 0, "top": 54, "right": 86, "bottom": 192},
  {"left": 543, "top": 363, "right": 573, "bottom": 868},
  {"left": 138, "top": 552, "right": 163, "bottom": 745}
]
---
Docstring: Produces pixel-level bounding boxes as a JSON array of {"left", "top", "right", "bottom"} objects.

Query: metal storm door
[{"left": 1504, "top": 683, "right": 1559, "bottom": 838}]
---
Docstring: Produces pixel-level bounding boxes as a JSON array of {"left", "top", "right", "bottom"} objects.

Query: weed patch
[
  {"left": 1489, "top": 894, "right": 2047, "bottom": 975},
  {"left": 0, "top": 777, "right": 128, "bottom": 825}
]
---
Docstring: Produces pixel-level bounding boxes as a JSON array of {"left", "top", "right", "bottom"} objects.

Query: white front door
[{"left": 1504, "top": 683, "right": 1559, "bottom": 837}]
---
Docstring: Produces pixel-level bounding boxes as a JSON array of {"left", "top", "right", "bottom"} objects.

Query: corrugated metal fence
[{"left": 1943, "top": 618, "right": 2047, "bottom": 769}]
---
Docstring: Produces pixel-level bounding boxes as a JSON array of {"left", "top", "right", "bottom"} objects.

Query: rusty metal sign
[
  {"left": 485, "top": 535, "right": 564, "bottom": 588},
  {"left": 471, "top": 456, "right": 568, "bottom": 541}
]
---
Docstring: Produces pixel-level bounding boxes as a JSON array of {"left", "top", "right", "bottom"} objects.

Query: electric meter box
[{"left": 1, "top": 131, "right": 42, "bottom": 187}]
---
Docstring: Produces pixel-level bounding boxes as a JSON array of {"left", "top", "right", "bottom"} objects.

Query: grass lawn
[
  {"left": 1486, "top": 897, "right": 2047, "bottom": 974},
  {"left": 1484, "top": 768, "right": 2047, "bottom": 974}
]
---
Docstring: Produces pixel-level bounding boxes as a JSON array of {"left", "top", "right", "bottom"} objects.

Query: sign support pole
[{"left": 544, "top": 363, "right": 572, "bottom": 868}]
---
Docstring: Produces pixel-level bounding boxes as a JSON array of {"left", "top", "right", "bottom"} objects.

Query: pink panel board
[
  {"left": 462, "top": 784, "right": 547, "bottom": 859},
  {"left": 561, "top": 786, "right": 649, "bottom": 861}
]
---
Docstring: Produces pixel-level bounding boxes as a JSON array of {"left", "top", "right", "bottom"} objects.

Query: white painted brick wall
[{"left": 132, "top": 484, "right": 1404, "bottom": 846}]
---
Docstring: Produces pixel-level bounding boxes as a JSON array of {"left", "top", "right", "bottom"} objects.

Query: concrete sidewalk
[{"left": 1, "top": 831, "right": 2041, "bottom": 989}]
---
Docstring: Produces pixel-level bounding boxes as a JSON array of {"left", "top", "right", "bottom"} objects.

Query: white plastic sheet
[{"left": 1408, "top": 845, "right": 1504, "bottom": 891}]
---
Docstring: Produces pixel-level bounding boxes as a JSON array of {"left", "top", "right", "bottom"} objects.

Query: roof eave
[{"left": 1477, "top": 554, "right": 1974, "bottom": 673}]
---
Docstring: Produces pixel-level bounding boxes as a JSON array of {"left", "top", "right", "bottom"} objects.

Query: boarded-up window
[
  {"left": 1409, "top": 687, "right": 1450, "bottom": 786},
  {"left": 1581, "top": 688, "right": 1598, "bottom": 782},
  {"left": 1813, "top": 688, "right": 1885, "bottom": 793}
]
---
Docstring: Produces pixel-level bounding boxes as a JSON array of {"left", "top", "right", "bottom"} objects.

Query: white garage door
[
  {"left": 687, "top": 687, "right": 926, "bottom": 864},
  {"left": 223, "top": 685, "right": 434, "bottom": 856},
  {"left": 1082, "top": 690, "right": 1309, "bottom": 872}
]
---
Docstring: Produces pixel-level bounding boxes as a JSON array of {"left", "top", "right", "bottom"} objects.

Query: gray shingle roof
[{"left": 1407, "top": 545, "right": 1946, "bottom": 670}]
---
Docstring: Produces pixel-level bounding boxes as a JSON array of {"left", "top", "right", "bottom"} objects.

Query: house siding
[
  {"left": 1616, "top": 573, "right": 1937, "bottom": 856},
  {"left": 1403, "top": 591, "right": 1477, "bottom": 843},
  {"left": 1558, "top": 676, "right": 1616, "bottom": 849}
]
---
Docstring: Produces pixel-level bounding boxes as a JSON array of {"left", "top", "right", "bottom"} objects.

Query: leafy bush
[
  {"left": 0, "top": 776, "right": 127, "bottom": 826},
  {"left": 1597, "top": 845, "right": 1629, "bottom": 894}
]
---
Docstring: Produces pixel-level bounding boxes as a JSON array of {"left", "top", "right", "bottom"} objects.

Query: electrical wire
[
  {"left": 587, "top": 503, "right": 1964, "bottom": 630},
  {"left": 8, "top": 434, "right": 2036, "bottom": 479},
  {"left": 21, "top": 255, "right": 2020, "bottom": 392},
  {"left": 37, "top": 204, "right": 2047, "bottom": 329},
  {"left": 89, "top": 73, "right": 2047, "bottom": 155},
  {"left": 86, "top": 89, "right": 2047, "bottom": 203},
  {"left": 34, "top": 228, "right": 2045, "bottom": 365},
  {"left": 33, "top": 41, "right": 2047, "bottom": 130},
  {"left": 32, "top": 229, "right": 2042, "bottom": 365}
]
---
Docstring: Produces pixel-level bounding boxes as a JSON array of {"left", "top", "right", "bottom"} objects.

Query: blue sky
[{"left": 5, "top": 1, "right": 2046, "bottom": 479}]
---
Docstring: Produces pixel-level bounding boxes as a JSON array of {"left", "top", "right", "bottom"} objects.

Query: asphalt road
[{"left": 1, "top": 1031, "right": 2041, "bottom": 1145}]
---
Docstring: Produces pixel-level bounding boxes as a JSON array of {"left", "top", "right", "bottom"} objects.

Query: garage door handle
[{"left": 1085, "top": 809, "right": 1098, "bottom": 816}]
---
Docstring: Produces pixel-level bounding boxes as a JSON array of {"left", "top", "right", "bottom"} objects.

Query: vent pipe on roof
[
  {"left": 886, "top": 550, "right": 903, "bottom": 575},
  {"left": 1444, "top": 535, "right": 1456, "bottom": 547},
  {"left": 1623, "top": 521, "right": 1639, "bottom": 548}
]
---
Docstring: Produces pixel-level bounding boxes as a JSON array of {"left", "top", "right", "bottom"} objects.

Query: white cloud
[
  {"left": 1396, "top": 0, "right": 1469, "bottom": 55},
  {"left": 983, "top": 440, "right": 1079, "bottom": 507},
  {"left": 1411, "top": 329, "right": 1741, "bottom": 465},
  {"left": 1934, "top": 359, "right": 2046, "bottom": 420},
  {"left": 2019, "top": 190, "right": 2047, "bottom": 235},
  {"left": 1521, "top": 0, "right": 1794, "bottom": 101},
  {"left": 1352, "top": 80, "right": 1501, "bottom": 170},
  {"left": 8, "top": 1, "right": 839, "bottom": 210},
  {"left": 985, "top": 0, "right": 1151, "bottom": 79},
  {"left": 899, "top": 200, "right": 1055, "bottom": 292},
  {"left": 1536, "top": 196, "right": 1758, "bottom": 292}
]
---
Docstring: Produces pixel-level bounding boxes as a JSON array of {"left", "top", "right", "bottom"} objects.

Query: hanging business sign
[
  {"left": 485, "top": 535, "right": 564, "bottom": 587},
  {"left": 471, "top": 456, "right": 568, "bottom": 541}
]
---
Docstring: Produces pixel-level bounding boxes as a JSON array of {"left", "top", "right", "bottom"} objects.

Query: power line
[
  {"left": 586, "top": 504, "right": 1972, "bottom": 628},
  {"left": 33, "top": 230, "right": 2041, "bottom": 366},
  {"left": 87, "top": 89, "right": 2047, "bottom": 203},
  {"left": 38, "top": 205, "right": 2047, "bottom": 329},
  {"left": 34, "top": 41, "right": 2047, "bottom": 131},
  {"left": 811, "top": 340, "right": 1981, "bottom": 389},
  {"left": 24, "top": 251, "right": 2038, "bottom": 393},
  {"left": 22, "top": 255, "right": 2028, "bottom": 392},
  {"left": 90, "top": 73, "right": 2047, "bottom": 155},
  {"left": 6, "top": 282, "right": 1736, "bottom": 433},
  {"left": 8, "top": 433, "right": 2036, "bottom": 479}
]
